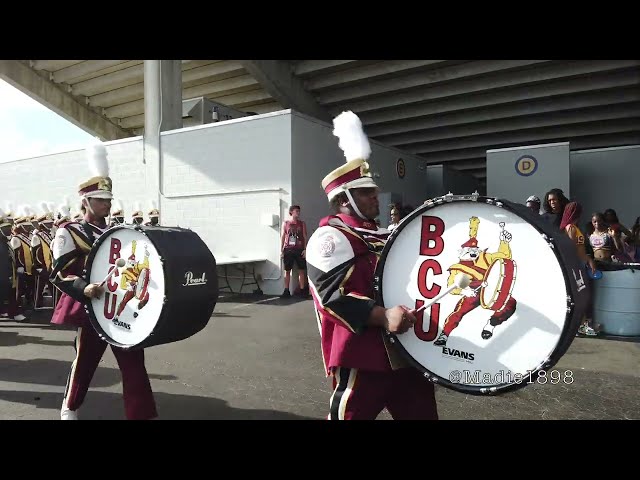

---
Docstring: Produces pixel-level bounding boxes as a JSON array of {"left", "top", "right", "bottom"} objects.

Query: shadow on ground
[
  {"left": 0, "top": 389, "right": 317, "bottom": 420},
  {"left": 0, "top": 358, "right": 177, "bottom": 387}
]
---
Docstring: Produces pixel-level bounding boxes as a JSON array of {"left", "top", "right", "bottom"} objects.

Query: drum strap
[{"left": 78, "top": 221, "right": 98, "bottom": 247}]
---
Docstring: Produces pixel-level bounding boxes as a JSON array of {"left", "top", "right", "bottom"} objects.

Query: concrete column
[{"left": 143, "top": 60, "right": 182, "bottom": 219}]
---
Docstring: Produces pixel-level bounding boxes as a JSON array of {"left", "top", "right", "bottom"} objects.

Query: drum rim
[
  {"left": 374, "top": 194, "right": 580, "bottom": 395},
  {"left": 84, "top": 224, "right": 165, "bottom": 350}
]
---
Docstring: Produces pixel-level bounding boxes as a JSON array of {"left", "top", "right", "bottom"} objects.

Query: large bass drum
[
  {"left": 374, "top": 193, "right": 589, "bottom": 395},
  {"left": 84, "top": 225, "right": 219, "bottom": 350}
]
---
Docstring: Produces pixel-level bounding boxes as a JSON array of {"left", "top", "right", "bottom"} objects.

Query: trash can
[{"left": 592, "top": 262, "right": 640, "bottom": 337}]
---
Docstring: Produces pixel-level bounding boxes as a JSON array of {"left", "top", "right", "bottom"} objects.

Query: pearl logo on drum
[{"left": 183, "top": 271, "right": 208, "bottom": 287}]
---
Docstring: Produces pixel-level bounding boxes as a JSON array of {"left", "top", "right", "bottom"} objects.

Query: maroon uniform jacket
[
  {"left": 306, "top": 213, "right": 406, "bottom": 375},
  {"left": 49, "top": 220, "right": 106, "bottom": 327}
]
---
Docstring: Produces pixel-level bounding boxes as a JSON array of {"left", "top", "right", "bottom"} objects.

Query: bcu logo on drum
[{"left": 515, "top": 155, "right": 538, "bottom": 177}]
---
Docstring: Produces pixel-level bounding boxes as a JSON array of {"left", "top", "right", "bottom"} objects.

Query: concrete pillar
[{"left": 143, "top": 60, "right": 182, "bottom": 220}]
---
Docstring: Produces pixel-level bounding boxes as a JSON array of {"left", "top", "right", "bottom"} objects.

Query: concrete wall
[
  {"left": 486, "top": 142, "right": 571, "bottom": 205},
  {"left": 290, "top": 111, "right": 429, "bottom": 233},
  {"left": 426, "top": 165, "right": 484, "bottom": 199},
  {"left": 570, "top": 145, "right": 640, "bottom": 229},
  {"left": 0, "top": 137, "right": 146, "bottom": 217}
]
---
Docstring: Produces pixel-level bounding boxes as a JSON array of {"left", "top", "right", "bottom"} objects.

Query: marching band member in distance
[
  {"left": 305, "top": 111, "right": 438, "bottom": 421},
  {"left": 145, "top": 201, "right": 160, "bottom": 226},
  {"left": 50, "top": 142, "right": 157, "bottom": 421}
]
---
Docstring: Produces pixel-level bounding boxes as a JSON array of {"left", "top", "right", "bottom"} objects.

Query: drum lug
[{"left": 163, "top": 295, "right": 168, "bottom": 304}]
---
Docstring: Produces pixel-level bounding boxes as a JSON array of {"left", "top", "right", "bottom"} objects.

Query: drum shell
[
  {"left": 85, "top": 225, "right": 219, "bottom": 350},
  {"left": 375, "top": 196, "right": 590, "bottom": 395},
  {"left": 145, "top": 226, "right": 218, "bottom": 349}
]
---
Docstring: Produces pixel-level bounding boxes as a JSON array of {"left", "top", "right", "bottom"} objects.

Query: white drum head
[
  {"left": 378, "top": 199, "right": 572, "bottom": 393},
  {"left": 87, "top": 228, "right": 165, "bottom": 347}
]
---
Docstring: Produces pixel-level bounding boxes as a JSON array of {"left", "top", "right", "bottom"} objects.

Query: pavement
[{"left": 1, "top": 293, "right": 639, "bottom": 420}]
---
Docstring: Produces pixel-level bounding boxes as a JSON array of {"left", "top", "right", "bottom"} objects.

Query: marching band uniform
[
  {"left": 11, "top": 206, "right": 36, "bottom": 312},
  {"left": 145, "top": 201, "right": 160, "bottom": 226},
  {"left": 110, "top": 200, "right": 125, "bottom": 228},
  {"left": 0, "top": 208, "right": 25, "bottom": 321},
  {"left": 50, "top": 143, "right": 157, "bottom": 421},
  {"left": 306, "top": 111, "right": 438, "bottom": 420},
  {"left": 31, "top": 203, "right": 55, "bottom": 309},
  {"left": 131, "top": 202, "right": 144, "bottom": 225}
]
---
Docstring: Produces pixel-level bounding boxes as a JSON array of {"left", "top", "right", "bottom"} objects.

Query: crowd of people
[{"left": 525, "top": 189, "right": 637, "bottom": 336}]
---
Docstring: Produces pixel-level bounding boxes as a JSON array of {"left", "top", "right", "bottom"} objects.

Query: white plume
[
  {"left": 58, "top": 204, "right": 71, "bottom": 218},
  {"left": 149, "top": 200, "right": 158, "bottom": 211},
  {"left": 39, "top": 201, "right": 49, "bottom": 215},
  {"left": 134, "top": 201, "right": 141, "bottom": 214},
  {"left": 113, "top": 199, "right": 124, "bottom": 212},
  {"left": 21, "top": 205, "right": 34, "bottom": 217},
  {"left": 86, "top": 142, "right": 109, "bottom": 178},
  {"left": 46, "top": 201, "right": 56, "bottom": 213},
  {"left": 63, "top": 196, "right": 71, "bottom": 208},
  {"left": 6, "top": 202, "right": 14, "bottom": 214},
  {"left": 332, "top": 111, "right": 371, "bottom": 163},
  {"left": 0, "top": 207, "right": 6, "bottom": 219}
]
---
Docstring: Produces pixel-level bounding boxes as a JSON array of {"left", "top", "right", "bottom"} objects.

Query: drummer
[
  {"left": 305, "top": 111, "right": 438, "bottom": 420},
  {"left": 49, "top": 142, "right": 157, "bottom": 421}
]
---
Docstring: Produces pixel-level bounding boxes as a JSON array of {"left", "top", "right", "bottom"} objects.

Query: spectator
[
  {"left": 603, "top": 208, "right": 631, "bottom": 238},
  {"left": 280, "top": 205, "right": 309, "bottom": 298},
  {"left": 388, "top": 206, "right": 401, "bottom": 232},
  {"left": 525, "top": 195, "right": 541, "bottom": 215},
  {"left": 560, "top": 202, "right": 598, "bottom": 336},
  {"left": 589, "top": 212, "right": 617, "bottom": 262},
  {"left": 541, "top": 188, "right": 569, "bottom": 229}
]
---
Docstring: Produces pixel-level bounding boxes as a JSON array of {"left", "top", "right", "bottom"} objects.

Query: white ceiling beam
[
  {"left": 29, "top": 60, "right": 83, "bottom": 71},
  {"left": 240, "top": 60, "right": 331, "bottom": 122},
  {"left": 0, "top": 60, "right": 131, "bottom": 140},
  {"left": 52, "top": 60, "right": 128, "bottom": 84}
]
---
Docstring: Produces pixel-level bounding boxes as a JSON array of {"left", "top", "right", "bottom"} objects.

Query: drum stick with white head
[
  {"left": 99, "top": 258, "right": 126, "bottom": 286},
  {"left": 412, "top": 273, "right": 472, "bottom": 314}
]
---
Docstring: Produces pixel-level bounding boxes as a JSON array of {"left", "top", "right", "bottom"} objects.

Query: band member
[
  {"left": 114, "top": 240, "right": 150, "bottom": 320},
  {"left": 145, "top": 201, "right": 160, "bottom": 226},
  {"left": 54, "top": 203, "right": 71, "bottom": 227},
  {"left": 306, "top": 111, "right": 438, "bottom": 420},
  {"left": 110, "top": 200, "right": 125, "bottom": 228},
  {"left": 50, "top": 142, "right": 157, "bottom": 421},
  {"left": 433, "top": 216, "right": 517, "bottom": 346},
  {"left": 31, "top": 202, "right": 55, "bottom": 309},
  {"left": 0, "top": 208, "right": 25, "bottom": 321},
  {"left": 11, "top": 205, "right": 36, "bottom": 312},
  {"left": 131, "top": 202, "right": 144, "bottom": 225}
]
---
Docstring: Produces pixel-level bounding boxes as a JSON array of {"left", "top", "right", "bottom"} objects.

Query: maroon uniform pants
[
  {"left": 442, "top": 295, "right": 517, "bottom": 336},
  {"left": 63, "top": 325, "right": 157, "bottom": 420},
  {"left": 328, "top": 367, "right": 438, "bottom": 420}
]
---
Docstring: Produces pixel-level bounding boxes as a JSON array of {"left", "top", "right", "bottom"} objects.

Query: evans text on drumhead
[
  {"left": 375, "top": 195, "right": 588, "bottom": 395},
  {"left": 84, "top": 225, "right": 219, "bottom": 350}
]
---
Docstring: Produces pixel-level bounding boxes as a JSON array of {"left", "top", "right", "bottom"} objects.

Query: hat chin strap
[{"left": 344, "top": 188, "right": 368, "bottom": 221}]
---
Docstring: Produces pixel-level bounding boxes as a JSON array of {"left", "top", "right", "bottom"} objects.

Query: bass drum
[
  {"left": 374, "top": 193, "right": 589, "bottom": 395},
  {"left": 84, "top": 225, "right": 219, "bottom": 350}
]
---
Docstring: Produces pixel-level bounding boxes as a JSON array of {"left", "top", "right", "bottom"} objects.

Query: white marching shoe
[
  {"left": 13, "top": 314, "right": 27, "bottom": 321},
  {"left": 61, "top": 402, "right": 78, "bottom": 420}
]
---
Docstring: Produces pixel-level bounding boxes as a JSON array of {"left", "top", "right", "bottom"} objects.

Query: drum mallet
[
  {"left": 412, "top": 273, "right": 472, "bottom": 314},
  {"left": 99, "top": 258, "right": 126, "bottom": 286}
]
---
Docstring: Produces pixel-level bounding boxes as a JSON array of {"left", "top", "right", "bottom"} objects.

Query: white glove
[
  {"left": 460, "top": 287, "right": 477, "bottom": 297},
  {"left": 17, "top": 267, "right": 24, "bottom": 274},
  {"left": 500, "top": 230, "right": 512, "bottom": 243}
]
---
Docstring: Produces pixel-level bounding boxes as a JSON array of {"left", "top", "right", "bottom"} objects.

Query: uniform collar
[{"left": 337, "top": 213, "right": 378, "bottom": 231}]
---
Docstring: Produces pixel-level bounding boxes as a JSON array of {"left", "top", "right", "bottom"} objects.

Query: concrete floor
[{"left": 1, "top": 293, "right": 639, "bottom": 420}]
